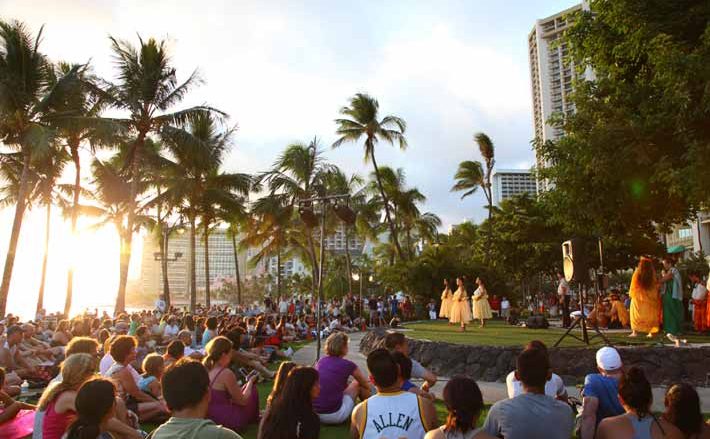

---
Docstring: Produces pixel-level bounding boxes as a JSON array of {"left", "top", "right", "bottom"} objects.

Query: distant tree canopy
[{"left": 539, "top": 0, "right": 710, "bottom": 250}]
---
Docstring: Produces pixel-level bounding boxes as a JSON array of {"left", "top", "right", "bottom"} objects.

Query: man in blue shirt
[{"left": 580, "top": 346, "right": 625, "bottom": 439}]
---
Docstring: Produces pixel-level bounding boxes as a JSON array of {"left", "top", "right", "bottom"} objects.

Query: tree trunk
[
  {"left": 115, "top": 229, "right": 132, "bottom": 315},
  {"left": 231, "top": 234, "right": 242, "bottom": 305},
  {"left": 371, "top": 149, "right": 405, "bottom": 261},
  {"left": 276, "top": 245, "right": 282, "bottom": 299},
  {"left": 160, "top": 229, "right": 171, "bottom": 309},
  {"left": 306, "top": 232, "right": 319, "bottom": 295},
  {"left": 0, "top": 151, "right": 32, "bottom": 317},
  {"left": 344, "top": 226, "right": 353, "bottom": 294},
  {"left": 64, "top": 143, "right": 81, "bottom": 317},
  {"left": 204, "top": 222, "right": 211, "bottom": 309},
  {"left": 189, "top": 215, "right": 197, "bottom": 313},
  {"left": 117, "top": 131, "right": 146, "bottom": 316},
  {"left": 37, "top": 203, "right": 51, "bottom": 315}
]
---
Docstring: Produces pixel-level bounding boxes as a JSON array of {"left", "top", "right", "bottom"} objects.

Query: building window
[{"left": 678, "top": 228, "right": 692, "bottom": 239}]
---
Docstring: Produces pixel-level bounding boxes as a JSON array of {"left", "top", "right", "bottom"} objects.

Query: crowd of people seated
[{"left": 0, "top": 299, "right": 709, "bottom": 439}]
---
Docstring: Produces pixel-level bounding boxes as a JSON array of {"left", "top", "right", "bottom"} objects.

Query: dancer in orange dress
[
  {"left": 689, "top": 271, "right": 707, "bottom": 332},
  {"left": 629, "top": 257, "right": 661, "bottom": 337},
  {"left": 449, "top": 277, "right": 472, "bottom": 331}
]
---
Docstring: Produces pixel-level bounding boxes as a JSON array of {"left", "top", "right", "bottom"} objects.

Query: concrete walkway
[{"left": 292, "top": 331, "right": 710, "bottom": 412}]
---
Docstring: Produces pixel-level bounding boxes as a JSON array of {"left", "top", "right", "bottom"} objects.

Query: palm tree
[
  {"left": 333, "top": 93, "right": 408, "bottom": 261},
  {"left": 91, "top": 35, "right": 224, "bottom": 313},
  {"left": 157, "top": 113, "right": 250, "bottom": 312},
  {"left": 225, "top": 219, "right": 245, "bottom": 305},
  {"left": 48, "top": 62, "right": 120, "bottom": 316},
  {"left": 0, "top": 149, "right": 68, "bottom": 314},
  {"left": 452, "top": 132, "right": 495, "bottom": 263}
]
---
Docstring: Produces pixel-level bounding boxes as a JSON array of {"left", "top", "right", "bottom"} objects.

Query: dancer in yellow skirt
[
  {"left": 439, "top": 279, "right": 453, "bottom": 319},
  {"left": 472, "top": 277, "right": 493, "bottom": 328},
  {"left": 629, "top": 256, "right": 661, "bottom": 338},
  {"left": 449, "top": 277, "right": 472, "bottom": 331}
]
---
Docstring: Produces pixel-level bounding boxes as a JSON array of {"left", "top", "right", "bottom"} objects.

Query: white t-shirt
[
  {"left": 99, "top": 353, "right": 115, "bottom": 376},
  {"left": 501, "top": 300, "right": 510, "bottom": 310},
  {"left": 279, "top": 301, "right": 289, "bottom": 313},
  {"left": 163, "top": 324, "right": 179, "bottom": 338},
  {"left": 558, "top": 279, "right": 570, "bottom": 297},
  {"left": 692, "top": 283, "right": 708, "bottom": 301},
  {"left": 505, "top": 371, "right": 566, "bottom": 399}
]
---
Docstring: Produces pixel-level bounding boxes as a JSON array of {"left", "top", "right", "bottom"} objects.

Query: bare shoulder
[{"left": 423, "top": 427, "right": 443, "bottom": 439}]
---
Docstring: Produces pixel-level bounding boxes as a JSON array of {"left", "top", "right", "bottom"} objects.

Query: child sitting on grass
[
  {"left": 138, "top": 354, "right": 165, "bottom": 400},
  {"left": 392, "top": 352, "right": 434, "bottom": 400}
]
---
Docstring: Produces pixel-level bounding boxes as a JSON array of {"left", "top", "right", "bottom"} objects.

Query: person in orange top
[
  {"left": 689, "top": 271, "right": 707, "bottom": 333},
  {"left": 609, "top": 291, "right": 630, "bottom": 329},
  {"left": 628, "top": 257, "right": 661, "bottom": 338}
]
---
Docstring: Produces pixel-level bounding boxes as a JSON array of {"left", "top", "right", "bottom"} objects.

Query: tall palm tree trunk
[
  {"left": 305, "top": 233, "right": 319, "bottom": 294},
  {"left": 160, "top": 228, "right": 171, "bottom": 309},
  {"left": 204, "top": 223, "right": 211, "bottom": 309},
  {"left": 370, "top": 149, "right": 404, "bottom": 260},
  {"left": 189, "top": 215, "right": 197, "bottom": 313},
  {"left": 65, "top": 143, "right": 81, "bottom": 317},
  {"left": 37, "top": 203, "right": 51, "bottom": 315},
  {"left": 344, "top": 226, "right": 353, "bottom": 294},
  {"left": 115, "top": 229, "right": 132, "bottom": 315},
  {"left": 231, "top": 234, "right": 242, "bottom": 305},
  {"left": 0, "top": 152, "right": 32, "bottom": 317},
  {"left": 276, "top": 245, "right": 282, "bottom": 299},
  {"left": 485, "top": 183, "right": 493, "bottom": 265}
]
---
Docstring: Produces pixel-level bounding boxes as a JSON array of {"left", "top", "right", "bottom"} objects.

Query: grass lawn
[{"left": 403, "top": 319, "right": 710, "bottom": 348}]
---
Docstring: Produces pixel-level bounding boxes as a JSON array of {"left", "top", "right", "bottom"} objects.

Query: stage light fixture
[
  {"left": 299, "top": 206, "right": 319, "bottom": 228},
  {"left": 333, "top": 203, "right": 356, "bottom": 225}
]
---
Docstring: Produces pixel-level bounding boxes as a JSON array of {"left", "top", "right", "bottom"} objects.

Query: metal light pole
[{"left": 153, "top": 226, "right": 184, "bottom": 310}]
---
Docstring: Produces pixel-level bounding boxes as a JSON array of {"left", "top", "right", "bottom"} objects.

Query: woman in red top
[{"left": 37, "top": 353, "right": 96, "bottom": 439}]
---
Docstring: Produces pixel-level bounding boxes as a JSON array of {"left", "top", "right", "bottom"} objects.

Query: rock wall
[{"left": 360, "top": 329, "right": 710, "bottom": 386}]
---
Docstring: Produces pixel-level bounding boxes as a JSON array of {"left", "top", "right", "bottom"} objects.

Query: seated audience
[
  {"left": 162, "top": 340, "right": 185, "bottom": 369},
  {"left": 660, "top": 383, "right": 710, "bottom": 439},
  {"left": 178, "top": 330, "right": 203, "bottom": 359},
  {"left": 51, "top": 321, "right": 72, "bottom": 346},
  {"left": 425, "top": 376, "right": 494, "bottom": 439},
  {"left": 0, "top": 325, "right": 35, "bottom": 379},
  {"left": 609, "top": 292, "right": 630, "bottom": 329},
  {"left": 38, "top": 353, "right": 96, "bottom": 439},
  {"left": 596, "top": 367, "right": 665, "bottom": 439},
  {"left": 313, "top": 332, "right": 370, "bottom": 424},
  {"left": 150, "top": 359, "right": 242, "bottom": 439},
  {"left": 104, "top": 336, "right": 168, "bottom": 422},
  {"left": 384, "top": 332, "right": 437, "bottom": 391},
  {"left": 351, "top": 348, "right": 436, "bottom": 438},
  {"left": 580, "top": 347, "right": 625, "bottom": 439},
  {"left": 64, "top": 378, "right": 117, "bottom": 439},
  {"left": 482, "top": 347, "right": 573, "bottom": 439},
  {"left": 202, "top": 317, "right": 218, "bottom": 346},
  {"left": 266, "top": 361, "right": 296, "bottom": 411},
  {"left": 505, "top": 340, "right": 567, "bottom": 401},
  {"left": 392, "top": 352, "right": 433, "bottom": 400},
  {"left": 258, "top": 366, "right": 320, "bottom": 439},
  {"left": 203, "top": 336, "right": 259, "bottom": 432}
]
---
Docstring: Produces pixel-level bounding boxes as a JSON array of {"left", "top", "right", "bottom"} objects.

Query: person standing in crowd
[
  {"left": 203, "top": 336, "right": 259, "bottom": 432},
  {"left": 258, "top": 366, "right": 321, "bottom": 439},
  {"left": 471, "top": 277, "right": 493, "bottom": 328},
  {"left": 557, "top": 272, "right": 571, "bottom": 328},
  {"left": 660, "top": 256, "right": 684, "bottom": 336},
  {"left": 629, "top": 257, "right": 661, "bottom": 338},
  {"left": 151, "top": 359, "right": 242, "bottom": 439},
  {"left": 439, "top": 279, "right": 453, "bottom": 320},
  {"left": 580, "top": 347, "right": 626, "bottom": 439},
  {"left": 500, "top": 297, "right": 511, "bottom": 319},
  {"left": 489, "top": 295, "right": 501, "bottom": 318},
  {"left": 483, "top": 347, "right": 573, "bottom": 439},
  {"left": 425, "top": 376, "right": 493, "bottom": 439},
  {"left": 595, "top": 367, "right": 665, "bottom": 439},
  {"left": 63, "top": 379, "right": 117, "bottom": 439},
  {"left": 660, "top": 383, "right": 710, "bottom": 439},
  {"left": 351, "top": 349, "right": 436, "bottom": 439},
  {"left": 449, "top": 278, "right": 472, "bottom": 332},
  {"left": 689, "top": 271, "right": 707, "bottom": 333},
  {"left": 313, "top": 332, "right": 370, "bottom": 425},
  {"left": 505, "top": 340, "right": 567, "bottom": 401}
]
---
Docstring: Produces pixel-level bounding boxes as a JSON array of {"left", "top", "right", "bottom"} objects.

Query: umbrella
[{"left": 666, "top": 245, "right": 686, "bottom": 254}]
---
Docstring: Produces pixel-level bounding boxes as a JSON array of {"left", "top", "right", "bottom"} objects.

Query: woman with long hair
[
  {"left": 426, "top": 376, "right": 493, "bottom": 439},
  {"left": 64, "top": 379, "right": 116, "bottom": 439},
  {"left": 38, "top": 354, "right": 96, "bottom": 439},
  {"left": 258, "top": 367, "right": 321, "bottom": 439},
  {"left": 629, "top": 257, "right": 661, "bottom": 338},
  {"left": 203, "top": 336, "right": 259, "bottom": 431},
  {"left": 439, "top": 279, "right": 453, "bottom": 320},
  {"left": 660, "top": 383, "right": 710, "bottom": 439},
  {"left": 266, "top": 361, "right": 296, "bottom": 411},
  {"left": 471, "top": 277, "right": 493, "bottom": 328},
  {"left": 596, "top": 367, "right": 665, "bottom": 439},
  {"left": 449, "top": 277, "right": 472, "bottom": 332}
]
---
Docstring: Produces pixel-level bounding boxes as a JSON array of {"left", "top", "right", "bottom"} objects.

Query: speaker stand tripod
[{"left": 554, "top": 284, "right": 612, "bottom": 347}]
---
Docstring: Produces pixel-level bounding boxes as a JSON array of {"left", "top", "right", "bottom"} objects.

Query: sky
[{"left": 0, "top": 0, "right": 578, "bottom": 317}]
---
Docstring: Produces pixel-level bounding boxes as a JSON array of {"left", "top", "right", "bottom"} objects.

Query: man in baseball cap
[{"left": 580, "top": 346, "right": 625, "bottom": 439}]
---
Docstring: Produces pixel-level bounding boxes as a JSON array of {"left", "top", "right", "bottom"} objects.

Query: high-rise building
[
  {"left": 528, "top": 2, "right": 592, "bottom": 191},
  {"left": 492, "top": 169, "right": 537, "bottom": 206}
]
